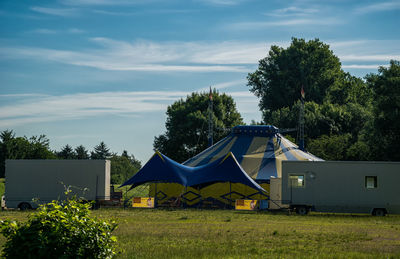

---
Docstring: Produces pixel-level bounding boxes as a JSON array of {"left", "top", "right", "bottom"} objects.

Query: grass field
[{"left": 1, "top": 209, "right": 399, "bottom": 258}]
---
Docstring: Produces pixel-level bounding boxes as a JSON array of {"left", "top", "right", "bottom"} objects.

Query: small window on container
[
  {"left": 365, "top": 176, "right": 377, "bottom": 189},
  {"left": 289, "top": 175, "right": 305, "bottom": 188}
]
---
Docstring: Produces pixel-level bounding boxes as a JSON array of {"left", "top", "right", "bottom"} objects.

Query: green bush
[{"left": 0, "top": 196, "right": 117, "bottom": 258}]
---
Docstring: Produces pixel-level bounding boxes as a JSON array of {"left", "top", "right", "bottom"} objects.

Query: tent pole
[
  {"left": 229, "top": 182, "right": 232, "bottom": 209},
  {"left": 155, "top": 182, "right": 157, "bottom": 208},
  {"left": 198, "top": 186, "right": 202, "bottom": 209},
  {"left": 184, "top": 185, "right": 187, "bottom": 208}
]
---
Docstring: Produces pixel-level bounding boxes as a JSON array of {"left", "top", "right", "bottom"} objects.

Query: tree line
[
  {"left": 247, "top": 38, "right": 399, "bottom": 161},
  {"left": 0, "top": 130, "right": 141, "bottom": 184},
  {"left": 155, "top": 38, "right": 399, "bottom": 162}
]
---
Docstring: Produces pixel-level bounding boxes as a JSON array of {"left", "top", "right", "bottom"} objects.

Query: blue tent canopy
[
  {"left": 120, "top": 151, "right": 265, "bottom": 192},
  {"left": 184, "top": 125, "right": 322, "bottom": 180}
]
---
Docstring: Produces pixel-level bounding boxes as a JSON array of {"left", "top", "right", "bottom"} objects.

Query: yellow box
[
  {"left": 132, "top": 197, "right": 154, "bottom": 208},
  {"left": 235, "top": 199, "right": 258, "bottom": 210}
]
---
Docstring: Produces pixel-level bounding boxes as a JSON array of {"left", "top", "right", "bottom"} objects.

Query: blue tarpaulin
[
  {"left": 184, "top": 125, "right": 322, "bottom": 180},
  {"left": 120, "top": 151, "right": 265, "bottom": 192}
]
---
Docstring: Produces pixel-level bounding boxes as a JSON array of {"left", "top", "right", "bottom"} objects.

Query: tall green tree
[
  {"left": 247, "top": 37, "right": 343, "bottom": 122},
  {"left": 91, "top": 142, "right": 111, "bottom": 160},
  {"left": 366, "top": 60, "right": 400, "bottom": 161},
  {"left": 246, "top": 38, "right": 381, "bottom": 161},
  {"left": 153, "top": 90, "right": 243, "bottom": 162}
]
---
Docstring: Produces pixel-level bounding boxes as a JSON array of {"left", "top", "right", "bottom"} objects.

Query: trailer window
[
  {"left": 289, "top": 175, "right": 305, "bottom": 188},
  {"left": 365, "top": 176, "right": 377, "bottom": 189}
]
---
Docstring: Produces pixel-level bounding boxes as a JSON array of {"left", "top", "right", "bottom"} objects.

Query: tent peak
[{"left": 152, "top": 151, "right": 165, "bottom": 162}]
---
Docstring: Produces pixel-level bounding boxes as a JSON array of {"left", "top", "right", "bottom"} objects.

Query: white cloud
[
  {"left": 0, "top": 39, "right": 267, "bottom": 73},
  {"left": 0, "top": 91, "right": 186, "bottom": 127},
  {"left": 29, "top": 28, "right": 57, "bottom": 34},
  {"left": 342, "top": 64, "right": 388, "bottom": 69},
  {"left": 340, "top": 54, "right": 400, "bottom": 62},
  {"left": 229, "top": 18, "right": 342, "bottom": 30},
  {"left": 1, "top": 39, "right": 398, "bottom": 74},
  {"left": 30, "top": 6, "right": 79, "bottom": 17},
  {"left": 356, "top": 1, "right": 400, "bottom": 14},
  {"left": 28, "top": 28, "right": 85, "bottom": 34},
  {"left": 197, "top": 79, "right": 247, "bottom": 92},
  {"left": 266, "top": 6, "right": 319, "bottom": 17},
  {"left": 0, "top": 87, "right": 261, "bottom": 127},
  {"left": 0, "top": 93, "right": 49, "bottom": 98},
  {"left": 328, "top": 40, "right": 400, "bottom": 65},
  {"left": 61, "top": 0, "right": 156, "bottom": 6},
  {"left": 67, "top": 28, "right": 85, "bottom": 34},
  {"left": 92, "top": 9, "right": 136, "bottom": 16},
  {"left": 196, "top": 0, "right": 245, "bottom": 6}
]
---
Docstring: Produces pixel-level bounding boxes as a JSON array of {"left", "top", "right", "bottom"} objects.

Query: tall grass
[{"left": 1, "top": 209, "right": 399, "bottom": 258}]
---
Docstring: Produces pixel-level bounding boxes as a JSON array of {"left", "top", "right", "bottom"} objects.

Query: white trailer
[
  {"left": 5, "top": 160, "right": 110, "bottom": 210},
  {"left": 279, "top": 161, "right": 400, "bottom": 215}
]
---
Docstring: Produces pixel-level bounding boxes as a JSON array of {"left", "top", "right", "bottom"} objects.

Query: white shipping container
[{"left": 5, "top": 160, "right": 110, "bottom": 209}]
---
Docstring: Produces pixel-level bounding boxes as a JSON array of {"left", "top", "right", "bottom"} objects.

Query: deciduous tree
[
  {"left": 247, "top": 37, "right": 342, "bottom": 122},
  {"left": 153, "top": 90, "right": 243, "bottom": 162},
  {"left": 366, "top": 60, "right": 400, "bottom": 161}
]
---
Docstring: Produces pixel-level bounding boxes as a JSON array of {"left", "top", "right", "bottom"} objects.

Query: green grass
[
  {"left": 0, "top": 178, "right": 4, "bottom": 198},
  {"left": 1, "top": 209, "right": 400, "bottom": 258}
]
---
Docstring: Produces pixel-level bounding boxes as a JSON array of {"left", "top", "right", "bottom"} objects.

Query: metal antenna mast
[
  {"left": 208, "top": 87, "right": 213, "bottom": 147},
  {"left": 297, "top": 85, "right": 305, "bottom": 151}
]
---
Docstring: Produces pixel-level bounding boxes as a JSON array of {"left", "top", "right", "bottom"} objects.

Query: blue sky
[{"left": 0, "top": 0, "right": 399, "bottom": 163}]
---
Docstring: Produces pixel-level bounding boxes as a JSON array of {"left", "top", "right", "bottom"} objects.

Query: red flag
[
  {"left": 209, "top": 87, "right": 213, "bottom": 101},
  {"left": 301, "top": 86, "right": 305, "bottom": 99}
]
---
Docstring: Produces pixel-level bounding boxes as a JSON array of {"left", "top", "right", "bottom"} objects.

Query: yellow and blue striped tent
[
  {"left": 150, "top": 125, "right": 321, "bottom": 208},
  {"left": 184, "top": 125, "right": 322, "bottom": 180}
]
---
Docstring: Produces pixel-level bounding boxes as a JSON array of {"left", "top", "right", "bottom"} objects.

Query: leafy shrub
[{"left": 0, "top": 196, "right": 117, "bottom": 258}]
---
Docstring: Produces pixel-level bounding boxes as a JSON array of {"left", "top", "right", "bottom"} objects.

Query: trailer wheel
[
  {"left": 372, "top": 208, "right": 386, "bottom": 216},
  {"left": 19, "top": 202, "right": 32, "bottom": 211},
  {"left": 296, "top": 206, "right": 308, "bottom": 215}
]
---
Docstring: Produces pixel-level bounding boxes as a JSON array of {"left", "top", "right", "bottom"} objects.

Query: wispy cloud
[
  {"left": 197, "top": 79, "right": 247, "bottom": 92},
  {"left": 340, "top": 54, "right": 400, "bottom": 62},
  {"left": 61, "top": 0, "right": 153, "bottom": 6},
  {"left": 29, "top": 28, "right": 58, "bottom": 34},
  {"left": 342, "top": 64, "right": 389, "bottom": 69},
  {"left": 329, "top": 40, "right": 400, "bottom": 66},
  {"left": 30, "top": 6, "right": 79, "bottom": 17},
  {"left": 196, "top": 0, "right": 245, "bottom": 6},
  {"left": 0, "top": 87, "right": 259, "bottom": 127},
  {"left": 0, "top": 39, "right": 268, "bottom": 73},
  {"left": 92, "top": 8, "right": 193, "bottom": 16},
  {"left": 28, "top": 28, "right": 85, "bottom": 34},
  {"left": 265, "top": 6, "right": 319, "bottom": 17},
  {"left": 228, "top": 18, "right": 342, "bottom": 30},
  {"left": 67, "top": 28, "right": 85, "bottom": 34},
  {"left": 0, "top": 91, "right": 185, "bottom": 127},
  {"left": 91, "top": 9, "right": 136, "bottom": 16},
  {"left": 356, "top": 1, "right": 400, "bottom": 14},
  {"left": 1, "top": 38, "right": 398, "bottom": 73}
]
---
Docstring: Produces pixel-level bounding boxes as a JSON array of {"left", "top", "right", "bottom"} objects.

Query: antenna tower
[
  {"left": 297, "top": 86, "right": 305, "bottom": 151},
  {"left": 208, "top": 87, "right": 213, "bottom": 147}
]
